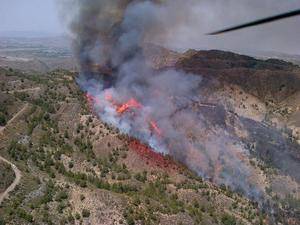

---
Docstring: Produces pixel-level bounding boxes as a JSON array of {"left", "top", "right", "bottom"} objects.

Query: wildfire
[
  {"left": 104, "top": 91, "right": 113, "bottom": 101},
  {"left": 86, "top": 92, "right": 162, "bottom": 137},
  {"left": 117, "top": 98, "right": 142, "bottom": 114},
  {"left": 150, "top": 120, "right": 162, "bottom": 136},
  {"left": 129, "top": 140, "right": 177, "bottom": 170},
  {"left": 86, "top": 93, "right": 94, "bottom": 103},
  {"left": 86, "top": 93, "right": 101, "bottom": 105}
]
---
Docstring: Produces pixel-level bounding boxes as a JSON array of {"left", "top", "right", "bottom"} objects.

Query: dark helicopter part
[{"left": 208, "top": 9, "right": 300, "bottom": 35}]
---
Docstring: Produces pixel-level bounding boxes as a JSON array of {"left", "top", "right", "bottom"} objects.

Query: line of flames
[{"left": 85, "top": 91, "right": 162, "bottom": 137}]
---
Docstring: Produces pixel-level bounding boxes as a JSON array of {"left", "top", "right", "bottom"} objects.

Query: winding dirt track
[
  {"left": 0, "top": 156, "right": 21, "bottom": 205},
  {"left": 0, "top": 104, "right": 28, "bottom": 205}
]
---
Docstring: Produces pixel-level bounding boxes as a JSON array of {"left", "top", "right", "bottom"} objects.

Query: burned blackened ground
[
  {"left": 185, "top": 97, "right": 300, "bottom": 183},
  {"left": 241, "top": 117, "right": 300, "bottom": 182}
]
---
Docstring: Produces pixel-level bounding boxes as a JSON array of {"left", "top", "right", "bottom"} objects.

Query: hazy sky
[
  {"left": 0, "top": 0, "right": 299, "bottom": 54},
  {"left": 0, "top": 0, "right": 63, "bottom": 35}
]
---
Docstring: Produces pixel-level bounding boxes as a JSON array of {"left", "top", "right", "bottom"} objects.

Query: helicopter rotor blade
[{"left": 208, "top": 9, "right": 300, "bottom": 35}]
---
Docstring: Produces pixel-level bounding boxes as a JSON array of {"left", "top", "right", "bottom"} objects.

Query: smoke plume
[{"left": 62, "top": 0, "right": 265, "bottom": 200}]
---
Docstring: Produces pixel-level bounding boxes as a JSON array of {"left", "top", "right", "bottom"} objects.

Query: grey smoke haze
[
  {"left": 160, "top": 0, "right": 300, "bottom": 55},
  {"left": 59, "top": 0, "right": 300, "bottom": 55},
  {"left": 0, "top": 0, "right": 299, "bottom": 54},
  {"left": 67, "top": 0, "right": 266, "bottom": 200}
]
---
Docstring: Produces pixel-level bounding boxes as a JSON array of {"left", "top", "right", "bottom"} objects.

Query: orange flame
[
  {"left": 86, "top": 93, "right": 94, "bottom": 102},
  {"left": 117, "top": 98, "right": 142, "bottom": 114},
  {"left": 104, "top": 90, "right": 118, "bottom": 107},
  {"left": 129, "top": 140, "right": 177, "bottom": 170},
  {"left": 150, "top": 120, "right": 162, "bottom": 136},
  {"left": 87, "top": 92, "right": 163, "bottom": 138},
  {"left": 104, "top": 91, "right": 113, "bottom": 102}
]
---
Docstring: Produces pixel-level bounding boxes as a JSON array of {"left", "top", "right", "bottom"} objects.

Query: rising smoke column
[{"left": 63, "top": 0, "right": 264, "bottom": 200}]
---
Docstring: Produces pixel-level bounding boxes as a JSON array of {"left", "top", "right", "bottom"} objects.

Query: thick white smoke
[{"left": 63, "top": 0, "right": 265, "bottom": 200}]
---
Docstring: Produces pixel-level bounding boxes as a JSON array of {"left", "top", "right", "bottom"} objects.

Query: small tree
[
  {"left": 0, "top": 113, "right": 6, "bottom": 126},
  {"left": 221, "top": 213, "right": 237, "bottom": 225},
  {"left": 75, "top": 213, "right": 81, "bottom": 220},
  {"left": 64, "top": 130, "right": 69, "bottom": 139},
  {"left": 82, "top": 209, "right": 90, "bottom": 218},
  {"left": 0, "top": 217, "right": 6, "bottom": 225}
]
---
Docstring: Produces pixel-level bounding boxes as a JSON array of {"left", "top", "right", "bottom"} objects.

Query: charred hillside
[{"left": 146, "top": 44, "right": 300, "bottom": 190}]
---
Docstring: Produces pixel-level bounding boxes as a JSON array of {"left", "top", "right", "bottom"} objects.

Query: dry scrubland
[{"left": 0, "top": 47, "right": 299, "bottom": 225}]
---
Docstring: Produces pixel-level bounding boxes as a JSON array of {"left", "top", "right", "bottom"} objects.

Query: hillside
[{"left": 0, "top": 47, "right": 299, "bottom": 225}]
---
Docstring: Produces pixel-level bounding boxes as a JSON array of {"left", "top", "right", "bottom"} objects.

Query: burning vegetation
[
  {"left": 86, "top": 91, "right": 162, "bottom": 137},
  {"left": 59, "top": 2, "right": 300, "bottom": 223},
  {"left": 69, "top": 0, "right": 264, "bottom": 200},
  {"left": 0, "top": 1, "right": 299, "bottom": 222},
  {"left": 129, "top": 140, "right": 178, "bottom": 170}
]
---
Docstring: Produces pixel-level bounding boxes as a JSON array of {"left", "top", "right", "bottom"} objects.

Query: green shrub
[
  {"left": 55, "top": 191, "right": 68, "bottom": 201},
  {"left": 75, "top": 213, "right": 81, "bottom": 220},
  {"left": 0, "top": 217, "right": 6, "bottom": 225},
  {"left": 82, "top": 209, "right": 90, "bottom": 218},
  {"left": 0, "top": 112, "right": 7, "bottom": 126},
  {"left": 17, "top": 209, "right": 33, "bottom": 222},
  {"left": 134, "top": 171, "right": 147, "bottom": 183},
  {"left": 80, "top": 195, "right": 85, "bottom": 201},
  {"left": 221, "top": 213, "right": 237, "bottom": 225}
]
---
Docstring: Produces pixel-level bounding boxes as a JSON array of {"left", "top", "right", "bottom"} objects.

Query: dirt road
[
  {"left": 2, "top": 87, "right": 41, "bottom": 95},
  {"left": 0, "top": 103, "right": 29, "bottom": 135},
  {"left": 0, "top": 156, "right": 21, "bottom": 205},
  {"left": 0, "top": 104, "right": 28, "bottom": 204}
]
